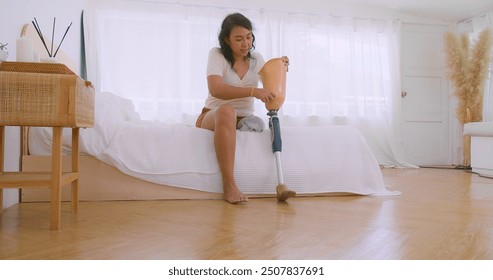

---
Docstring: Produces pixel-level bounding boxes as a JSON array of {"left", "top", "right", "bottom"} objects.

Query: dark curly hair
[{"left": 218, "top": 13, "right": 256, "bottom": 69}]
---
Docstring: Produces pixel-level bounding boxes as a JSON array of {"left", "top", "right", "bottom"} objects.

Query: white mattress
[{"left": 28, "top": 92, "right": 399, "bottom": 196}]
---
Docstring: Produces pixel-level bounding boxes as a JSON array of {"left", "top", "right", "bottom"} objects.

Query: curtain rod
[{"left": 458, "top": 11, "right": 493, "bottom": 25}]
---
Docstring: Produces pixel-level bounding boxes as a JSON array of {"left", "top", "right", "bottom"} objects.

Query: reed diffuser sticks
[{"left": 31, "top": 17, "right": 72, "bottom": 58}]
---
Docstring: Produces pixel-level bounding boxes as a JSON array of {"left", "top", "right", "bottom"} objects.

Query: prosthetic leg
[{"left": 259, "top": 58, "right": 296, "bottom": 201}]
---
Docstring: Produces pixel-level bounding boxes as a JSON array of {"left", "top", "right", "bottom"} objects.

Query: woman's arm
[{"left": 207, "top": 75, "right": 276, "bottom": 103}]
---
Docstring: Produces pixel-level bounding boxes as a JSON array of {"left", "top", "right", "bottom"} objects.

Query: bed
[{"left": 21, "top": 91, "right": 398, "bottom": 202}]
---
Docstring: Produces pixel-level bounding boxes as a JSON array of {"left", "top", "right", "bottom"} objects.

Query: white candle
[{"left": 16, "top": 37, "right": 33, "bottom": 62}]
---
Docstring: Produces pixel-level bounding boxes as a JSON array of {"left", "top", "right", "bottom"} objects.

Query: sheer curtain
[{"left": 84, "top": 0, "right": 413, "bottom": 167}]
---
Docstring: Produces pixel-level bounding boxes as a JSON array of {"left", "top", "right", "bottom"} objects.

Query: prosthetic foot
[{"left": 276, "top": 184, "right": 296, "bottom": 201}]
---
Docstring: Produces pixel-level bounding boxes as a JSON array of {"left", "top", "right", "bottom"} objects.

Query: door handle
[{"left": 401, "top": 91, "right": 407, "bottom": 98}]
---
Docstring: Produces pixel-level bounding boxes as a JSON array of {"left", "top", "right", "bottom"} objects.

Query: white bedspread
[{"left": 28, "top": 92, "right": 399, "bottom": 196}]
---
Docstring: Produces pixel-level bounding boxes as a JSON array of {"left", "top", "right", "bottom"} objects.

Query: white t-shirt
[{"left": 204, "top": 47, "right": 265, "bottom": 117}]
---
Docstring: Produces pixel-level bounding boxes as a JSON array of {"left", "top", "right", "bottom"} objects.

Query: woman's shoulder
[
  {"left": 209, "top": 47, "right": 222, "bottom": 57},
  {"left": 250, "top": 51, "right": 265, "bottom": 70},
  {"left": 251, "top": 51, "right": 264, "bottom": 60},
  {"left": 208, "top": 47, "right": 227, "bottom": 62},
  {"left": 207, "top": 47, "right": 228, "bottom": 75}
]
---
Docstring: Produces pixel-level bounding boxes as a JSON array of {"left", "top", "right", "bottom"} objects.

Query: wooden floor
[{"left": 1, "top": 167, "right": 493, "bottom": 260}]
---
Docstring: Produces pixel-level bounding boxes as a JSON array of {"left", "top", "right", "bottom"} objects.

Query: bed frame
[{"left": 20, "top": 127, "right": 226, "bottom": 202}]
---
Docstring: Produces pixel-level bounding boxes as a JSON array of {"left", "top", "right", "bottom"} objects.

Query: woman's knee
[{"left": 215, "top": 105, "right": 237, "bottom": 123}]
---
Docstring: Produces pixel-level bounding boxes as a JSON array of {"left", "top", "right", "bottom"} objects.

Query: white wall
[{"left": 0, "top": 0, "right": 85, "bottom": 209}]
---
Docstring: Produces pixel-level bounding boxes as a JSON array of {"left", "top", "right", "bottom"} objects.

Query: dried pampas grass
[{"left": 444, "top": 28, "right": 492, "bottom": 166}]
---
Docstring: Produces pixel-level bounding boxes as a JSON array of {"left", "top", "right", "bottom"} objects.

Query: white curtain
[{"left": 84, "top": 0, "right": 413, "bottom": 167}]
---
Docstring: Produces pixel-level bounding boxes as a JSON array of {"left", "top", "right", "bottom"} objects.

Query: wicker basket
[{"left": 0, "top": 71, "right": 94, "bottom": 127}]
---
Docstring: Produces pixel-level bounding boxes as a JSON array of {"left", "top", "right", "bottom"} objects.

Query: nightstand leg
[
  {"left": 0, "top": 189, "right": 3, "bottom": 214},
  {"left": 0, "top": 126, "right": 4, "bottom": 172},
  {"left": 0, "top": 126, "right": 4, "bottom": 213},
  {"left": 71, "top": 127, "right": 79, "bottom": 212},
  {"left": 50, "top": 127, "right": 63, "bottom": 230}
]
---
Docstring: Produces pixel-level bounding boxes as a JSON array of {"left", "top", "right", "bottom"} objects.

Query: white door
[{"left": 401, "top": 23, "right": 451, "bottom": 166}]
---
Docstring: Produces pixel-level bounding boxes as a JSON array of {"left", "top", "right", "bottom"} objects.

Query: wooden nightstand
[{"left": 0, "top": 67, "right": 94, "bottom": 230}]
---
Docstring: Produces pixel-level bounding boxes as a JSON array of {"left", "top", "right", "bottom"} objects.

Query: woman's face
[{"left": 226, "top": 26, "right": 253, "bottom": 58}]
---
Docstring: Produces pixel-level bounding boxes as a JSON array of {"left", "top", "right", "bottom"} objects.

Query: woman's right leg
[{"left": 198, "top": 105, "right": 248, "bottom": 203}]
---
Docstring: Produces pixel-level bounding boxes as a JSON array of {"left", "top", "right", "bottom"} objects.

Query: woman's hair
[{"left": 218, "top": 13, "right": 256, "bottom": 68}]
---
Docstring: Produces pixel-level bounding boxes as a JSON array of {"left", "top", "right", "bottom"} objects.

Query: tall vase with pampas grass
[{"left": 444, "top": 28, "right": 492, "bottom": 166}]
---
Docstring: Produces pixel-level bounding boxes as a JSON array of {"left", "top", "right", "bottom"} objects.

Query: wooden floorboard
[{"left": 1, "top": 168, "right": 493, "bottom": 260}]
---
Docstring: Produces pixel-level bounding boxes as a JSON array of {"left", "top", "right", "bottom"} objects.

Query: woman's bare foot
[{"left": 224, "top": 183, "right": 249, "bottom": 204}]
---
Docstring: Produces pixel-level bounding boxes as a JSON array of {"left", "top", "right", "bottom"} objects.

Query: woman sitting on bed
[{"left": 195, "top": 13, "right": 292, "bottom": 204}]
